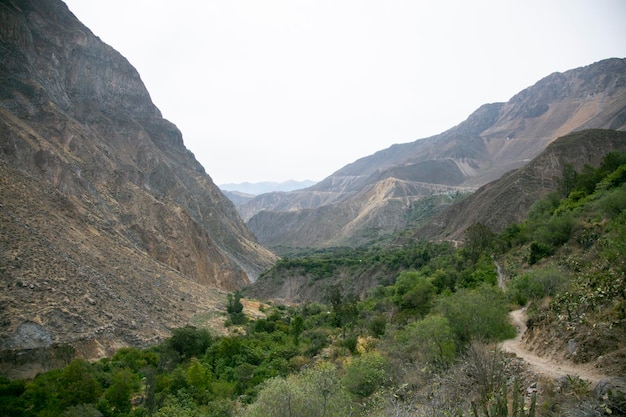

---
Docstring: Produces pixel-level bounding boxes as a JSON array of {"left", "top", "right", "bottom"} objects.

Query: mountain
[
  {"left": 219, "top": 180, "right": 317, "bottom": 195},
  {"left": 247, "top": 129, "right": 626, "bottom": 304},
  {"left": 220, "top": 180, "right": 318, "bottom": 215},
  {"left": 221, "top": 190, "right": 256, "bottom": 207},
  {"left": 415, "top": 129, "right": 626, "bottom": 242},
  {"left": 0, "top": 0, "right": 276, "bottom": 375},
  {"left": 244, "top": 58, "right": 626, "bottom": 249}
]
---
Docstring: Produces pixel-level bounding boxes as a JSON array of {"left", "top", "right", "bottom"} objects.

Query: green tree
[
  {"left": 169, "top": 326, "right": 213, "bottom": 359},
  {"left": 300, "top": 362, "right": 350, "bottom": 417},
  {"left": 559, "top": 162, "right": 578, "bottom": 197},
  {"left": 154, "top": 392, "right": 201, "bottom": 417},
  {"left": 324, "top": 283, "right": 343, "bottom": 312},
  {"left": 105, "top": 369, "right": 138, "bottom": 415},
  {"left": 22, "top": 369, "right": 63, "bottom": 415},
  {"left": 227, "top": 291, "right": 246, "bottom": 325},
  {"left": 460, "top": 254, "right": 497, "bottom": 288},
  {"left": 394, "top": 271, "right": 435, "bottom": 317},
  {"left": 243, "top": 362, "right": 349, "bottom": 417},
  {"left": 0, "top": 377, "right": 27, "bottom": 417},
  {"left": 290, "top": 315, "right": 304, "bottom": 345},
  {"left": 324, "top": 284, "right": 359, "bottom": 332},
  {"left": 59, "top": 358, "right": 101, "bottom": 408},
  {"left": 111, "top": 347, "right": 159, "bottom": 373},
  {"left": 464, "top": 222, "right": 496, "bottom": 262},
  {"left": 186, "top": 358, "right": 211, "bottom": 403},
  {"left": 242, "top": 377, "right": 304, "bottom": 417},
  {"left": 368, "top": 314, "right": 387, "bottom": 337},
  {"left": 62, "top": 403, "right": 103, "bottom": 417}
]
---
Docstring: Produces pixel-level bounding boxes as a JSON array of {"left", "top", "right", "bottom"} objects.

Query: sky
[{"left": 63, "top": 1, "right": 626, "bottom": 185}]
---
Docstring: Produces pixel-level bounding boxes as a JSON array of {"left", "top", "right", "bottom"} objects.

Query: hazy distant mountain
[
  {"left": 219, "top": 180, "right": 317, "bottom": 195},
  {"left": 221, "top": 190, "right": 256, "bottom": 206},
  {"left": 245, "top": 58, "right": 626, "bottom": 249}
]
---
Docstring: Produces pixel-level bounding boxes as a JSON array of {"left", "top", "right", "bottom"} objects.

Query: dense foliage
[{"left": 2, "top": 152, "right": 625, "bottom": 416}]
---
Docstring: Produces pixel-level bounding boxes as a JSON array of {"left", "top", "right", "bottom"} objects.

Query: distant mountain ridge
[
  {"left": 243, "top": 58, "right": 626, "bottom": 249},
  {"left": 219, "top": 180, "right": 317, "bottom": 195}
]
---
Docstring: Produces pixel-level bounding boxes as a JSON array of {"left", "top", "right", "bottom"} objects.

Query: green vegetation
[{"left": 2, "top": 151, "right": 625, "bottom": 416}]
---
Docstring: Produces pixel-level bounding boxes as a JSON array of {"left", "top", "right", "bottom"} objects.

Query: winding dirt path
[{"left": 500, "top": 308, "right": 606, "bottom": 384}]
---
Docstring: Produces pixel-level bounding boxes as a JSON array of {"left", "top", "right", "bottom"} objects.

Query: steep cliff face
[
  {"left": 244, "top": 58, "right": 626, "bottom": 249},
  {"left": 0, "top": 0, "right": 276, "bottom": 373}
]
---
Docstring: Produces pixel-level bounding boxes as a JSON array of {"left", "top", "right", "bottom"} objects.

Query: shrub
[
  {"left": 104, "top": 369, "right": 139, "bottom": 415},
  {"left": 343, "top": 351, "right": 389, "bottom": 397},
  {"left": 301, "top": 328, "right": 330, "bottom": 357},
  {"left": 435, "top": 284, "right": 515, "bottom": 346},
  {"left": 227, "top": 291, "right": 246, "bottom": 325},
  {"left": 368, "top": 314, "right": 387, "bottom": 337},
  {"left": 243, "top": 363, "right": 349, "bottom": 417},
  {"left": 527, "top": 241, "right": 553, "bottom": 265},
  {"left": 507, "top": 274, "right": 544, "bottom": 306},
  {"left": 396, "top": 314, "right": 457, "bottom": 368},
  {"left": 393, "top": 271, "right": 435, "bottom": 317},
  {"left": 595, "top": 187, "right": 626, "bottom": 217},
  {"left": 62, "top": 404, "right": 103, "bottom": 417},
  {"left": 169, "top": 326, "right": 213, "bottom": 359},
  {"left": 58, "top": 358, "right": 101, "bottom": 408}
]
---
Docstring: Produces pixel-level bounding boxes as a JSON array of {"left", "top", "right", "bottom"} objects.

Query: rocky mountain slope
[
  {"left": 415, "top": 129, "right": 626, "bottom": 242},
  {"left": 0, "top": 0, "right": 276, "bottom": 375},
  {"left": 244, "top": 58, "right": 626, "bottom": 249},
  {"left": 220, "top": 178, "right": 319, "bottom": 211},
  {"left": 248, "top": 130, "right": 626, "bottom": 306}
]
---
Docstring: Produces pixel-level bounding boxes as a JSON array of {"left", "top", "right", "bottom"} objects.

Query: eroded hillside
[{"left": 242, "top": 59, "right": 626, "bottom": 249}]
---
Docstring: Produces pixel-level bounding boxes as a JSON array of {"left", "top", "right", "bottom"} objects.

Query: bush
[
  {"left": 435, "top": 284, "right": 515, "bottom": 346},
  {"left": 104, "top": 369, "right": 139, "bottom": 415},
  {"left": 393, "top": 271, "right": 435, "bottom": 317},
  {"left": 227, "top": 291, "right": 247, "bottom": 325},
  {"left": 343, "top": 351, "right": 389, "bottom": 397},
  {"left": 58, "top": 358, "right": 101, "bottom": 408},
  {"left": 301, "top": 328, "right": 330, "bottom": 357},
  {"left": 527, "top": 241, "right": 553, "bottom": 265},
  {"left": 62, "top": 404, "right": 103, "bottom": 417},
  {"left": 368, "top": 315, "right": 387, "bottom": 337},
  {"left": 507, "top": 274, "right": 544, "bottom": 306},
  {"left": 395, "top": 314, "right": 457, "bottom": 368},
  {"left": 169, "top": 326, "right": 213, "bottom": 359},
  {"left": 243, "top": 363, "right": 349, "bottom": 417},
  {"left": 595, "top": 187, "right": 626, "bottom": 217}
]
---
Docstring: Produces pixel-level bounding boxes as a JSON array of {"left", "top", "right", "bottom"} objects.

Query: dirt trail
[{"left": 501, "top": 308, "right": 606, "bottom": 384}]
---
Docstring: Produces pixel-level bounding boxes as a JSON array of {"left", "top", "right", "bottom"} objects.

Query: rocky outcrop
[
  {"left": 244, "top": 58, "right": 626, "bottom": 249},
  {"left": 0, "top": 0, "right": 276, "bottom": 373}
]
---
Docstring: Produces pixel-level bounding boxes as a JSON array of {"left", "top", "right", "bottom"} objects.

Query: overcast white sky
[{"left": 63, "top": 0, "right": 626, "bottom": 184}]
